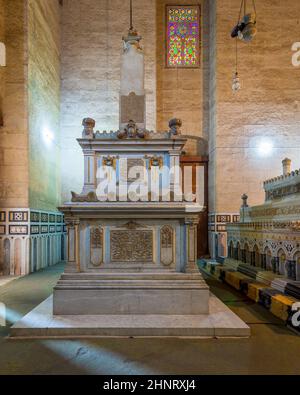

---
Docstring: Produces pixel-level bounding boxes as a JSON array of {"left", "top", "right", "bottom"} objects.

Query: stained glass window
[{"left": 166, "top": 5, "right": 200, "bottom": 68}]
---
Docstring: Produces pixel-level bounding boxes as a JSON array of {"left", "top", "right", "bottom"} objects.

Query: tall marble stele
[{"left": 54, "top": 26, "right": 210, "bottom": 318}]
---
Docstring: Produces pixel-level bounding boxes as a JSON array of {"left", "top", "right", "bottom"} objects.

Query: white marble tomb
[{"left": 11, "top": 21, "right": 249, "bottom": 338}]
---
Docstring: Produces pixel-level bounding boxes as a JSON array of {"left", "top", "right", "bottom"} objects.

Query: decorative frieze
[
  {"left": 9, "top": 225, "right": 28, "bottom": 235},
  {"left": 9, "top": 211, "right": 28, "bottom": 222},
  {"left": 30, "top": 225, "right": 40, "bottom": 235},
  {"left": 110, "top": 229, "right": 153, "bottom": 263},
  {"left": 30, "top": 212, "right": 40, "bottom": 223},
  {"left": 49, "top": 214, "right": 56, "bottom": 223},
  {"left": 41, "top": 225, "right": 48, "bottom": 234},
  {"left": 41, "top": 213, "right": 49, "bottom": 223},
  {"left": 0, "top": 209, "right": 66, "bottom": 276}
]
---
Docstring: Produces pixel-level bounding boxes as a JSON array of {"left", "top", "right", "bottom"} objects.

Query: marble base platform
[
  {"left": 53, "top": 272, "right": 209, "bottom": 315},
  {"left": 10, "top": 294, "right": 250, "bottom": 339}
]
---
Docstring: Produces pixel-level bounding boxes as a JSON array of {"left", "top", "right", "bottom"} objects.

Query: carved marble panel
[
  {"left": 90, "top": 227, "right": 103, "bottom": 267},
  {"left": 120, "top": 92, "right": 145, "bottom": 124},
  {"left": 120, "top": 157, "right": 146, "bottom": 183},
  {"left": 160, "top": 225, "right": 174, "bottom": 266},
  {"left": 110, "top": 229, "right": 153, "bottom": 263}
]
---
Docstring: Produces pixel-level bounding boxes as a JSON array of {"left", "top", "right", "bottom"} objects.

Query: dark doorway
[{"left": 181, "top": 156, "right": 209, "bottom": 258}]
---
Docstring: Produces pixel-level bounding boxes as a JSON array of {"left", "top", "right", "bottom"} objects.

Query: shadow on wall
[{"left": 182, "top": 135, "right": 208, "bottom": 156}]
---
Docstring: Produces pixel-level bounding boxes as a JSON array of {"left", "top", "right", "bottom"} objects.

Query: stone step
[
  {"left": 61, "top": 272, "right": 202, "bottom": 281},
  {"left": 10, "top": 295, "right": 250, "bottom": 339},
  {"left": 55, "top": 279, "right": 208, "bottom": 290}
]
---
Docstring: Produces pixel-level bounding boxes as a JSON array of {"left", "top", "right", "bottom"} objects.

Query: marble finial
[
  {"left": 169, "top": 118, "right": 182, "bottom": 136},
  {"left": 82, "top": 118, "right": 95, "bottom": 139},
  {"left": 241, "top": 193, "right": 249, "bottom": 208}
]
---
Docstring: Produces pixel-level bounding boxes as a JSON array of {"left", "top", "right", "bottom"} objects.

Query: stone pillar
[
  {"left": 228, "top": 245, "right": 232, "bottom": 258},
  {"left": 81, "top": 149, "right": 96, "bottom": 195},
  {"left": 286, "top": 260, "right": 296, "bottom": 281},
  {"left": 234, "top": 247, "right": 238, "bottom": 260},
  {"left": 272, "top": 257, "right": 280, "bottom": 274},
  {"left": 65, "top": 218, "right": 80, "bottom": 273},
  {"left": 169, "top": 150, "right": 182, "bottom": 202},
  {"left": 261, "top": 254, "right": 267, "bottom": 270},
  {"left": 185, "top": 217, "right": 199, "bottom": 273},
  {"left": 250, "top": 251, "right": 255, "bottom": 266}
]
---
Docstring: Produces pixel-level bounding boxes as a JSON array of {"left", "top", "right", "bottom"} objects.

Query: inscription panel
[
  {"left": 120, "top": 93, "right": 145, "bottom": 124},
  {"left": 110, "top": 230, "right": 153, "bottom": 263}
]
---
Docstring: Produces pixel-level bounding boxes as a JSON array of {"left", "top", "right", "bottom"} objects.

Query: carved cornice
[
  {"left": 248, "top": 205, "right": 300, "bottom": 219},
  {"left": 71, "top": 191, "right": 99, "bottom": 203},
  {"left": 227, "top": 221, "right": 300, "bottom": 232},
  {"left": 265, "top": 183, "right": 300, "bottom": 201},
  {"left": 65, "top": 217, "right": 80, "bottom": 227}
]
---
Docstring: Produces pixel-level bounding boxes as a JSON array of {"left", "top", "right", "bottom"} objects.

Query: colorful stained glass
[{"left": 166, "top": 6, "right": 200, "bottom": 67}]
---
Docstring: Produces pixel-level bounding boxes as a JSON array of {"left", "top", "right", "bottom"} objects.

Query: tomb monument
[{"left": 11, "top": 13, "right": 249, "bottom": 338}]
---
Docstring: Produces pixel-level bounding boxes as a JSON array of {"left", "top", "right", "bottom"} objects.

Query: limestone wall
[
  {"left": 60, "top": 0, "right": 156, "bottom": 201},
  {"left": 0, "top": 0, "right": 29, "bottom": 208},
  {"left": 28, "top": 0, "right": 61, "bottom": 211},
  {"left": 210, "top": 0, "right": 300, "bottom": 214}
]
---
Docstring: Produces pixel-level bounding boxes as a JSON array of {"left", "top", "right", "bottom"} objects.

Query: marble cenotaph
[{"left": 11, "top": 24, "right": 249, "bottom": 338}]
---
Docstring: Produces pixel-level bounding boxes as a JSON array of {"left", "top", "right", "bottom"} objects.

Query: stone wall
[
  {"left": 210, "top": 0, "right": 300, "bottom": 214},
  {"left": 28, "top": 0, "right": 61, "bottom": 212},
  {"left": 60, "top": 0, "right": 156, "bottom": 201},
  {"left": 0, "top": 0, "right": 29, "bottom": 208}
]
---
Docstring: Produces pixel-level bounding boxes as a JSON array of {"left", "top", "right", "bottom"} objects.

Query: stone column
[
  {"left": 286, "top": 260, "right": 296, "bottom": 281},
  {"left": 250, "top": 251, "right": 255, "bottom": 266},
  {"left": 242, "top": 249, "right": 246, "bottom": 263},
  {"left": 169, "top": 150, "right": 182, "bottom": 202},
  {"left": 65, "top": 218, "right": 80, "bottom": 273},
  {"left": 261, "top": 254, "right": 267, "bottom": 270},
  {"left": 272, "top": 257, "right": 280, "bottom": 274},
  {"left": 82, "top": 149, "right": 96, "bottom": 195},
  {"left": 185, "top": 217, "right": 199, "bottom": 273},
  {"left": 234, "top": 247, "right": 238, "bottom": 260}
]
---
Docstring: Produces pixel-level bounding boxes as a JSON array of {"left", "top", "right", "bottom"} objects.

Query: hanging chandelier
[
  {"left": 231, "top": 0, "right": 257, "bottom": 43},
  {"left": 231, "top": 0, "right": 257, "bottom": 93}
]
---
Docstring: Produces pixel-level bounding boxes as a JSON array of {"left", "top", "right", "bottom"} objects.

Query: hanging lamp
[
  {"left": 231, "top": 0, "right": 257, "bottom": 43},
  {"left": 231, "top": 0, "right": 257, "bottom": 93}
]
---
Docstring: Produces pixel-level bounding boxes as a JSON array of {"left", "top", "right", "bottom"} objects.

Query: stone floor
[
  {"left": 0, "top": 276, "right": 21, "bottom": 288},
  {"left": 0, "top": 262, "right": 300, "bottom": 375}
]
